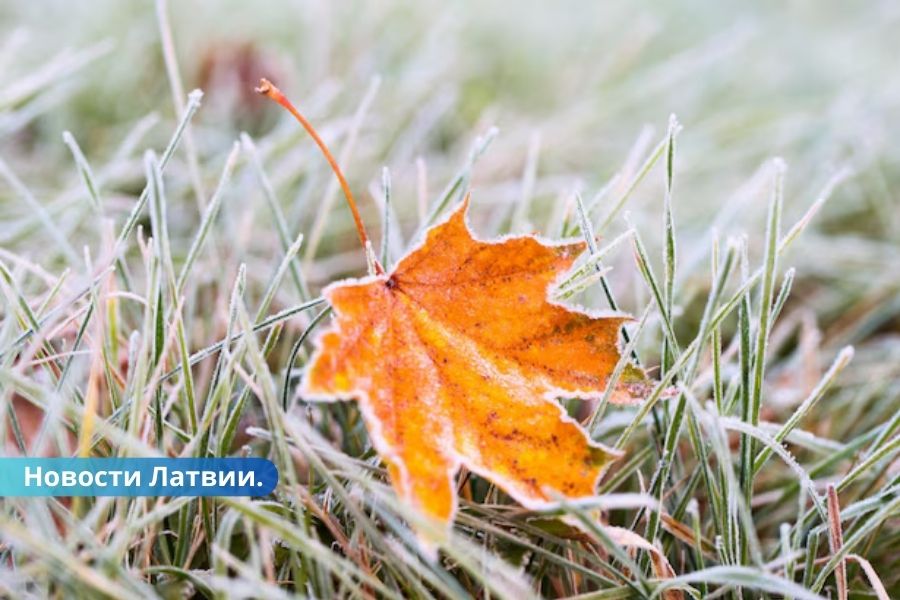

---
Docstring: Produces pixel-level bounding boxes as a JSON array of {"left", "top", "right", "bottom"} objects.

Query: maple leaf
[{"left": 300, "top": 197, "right": 647, "bottom": 539}]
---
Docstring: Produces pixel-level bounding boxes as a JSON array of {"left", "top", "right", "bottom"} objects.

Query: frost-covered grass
[{"left": 1, "top": 1, "right": 899, "bottom": 598}]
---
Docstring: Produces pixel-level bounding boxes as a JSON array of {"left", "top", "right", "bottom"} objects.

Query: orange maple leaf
[
  {"left": 255, "top": 78, "right": 646, "bottom": 547},
  {"left": 300, "top": 198, "right": 646, "bottom": 538}
]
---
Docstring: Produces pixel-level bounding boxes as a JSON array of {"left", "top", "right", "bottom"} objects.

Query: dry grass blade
[{"left": 826, "top": 485, "right": 847, "bottom": 600}]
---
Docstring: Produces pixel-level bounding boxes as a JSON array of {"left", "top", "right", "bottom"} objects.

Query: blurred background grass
[
  {"left": 3, "top": 0, "right": 900, "bottom": 320},
  {"left": 2, "top": 0, "right": 900, "bottom": 597}
]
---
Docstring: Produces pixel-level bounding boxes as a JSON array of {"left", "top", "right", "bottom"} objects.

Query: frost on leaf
[{"left": 300, "top": 197, "right": 647, "bottom": 546}]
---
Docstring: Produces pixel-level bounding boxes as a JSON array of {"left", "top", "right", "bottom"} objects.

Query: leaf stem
[{"left": 255, "top": 78, "right": 383, "bottom": 275}]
